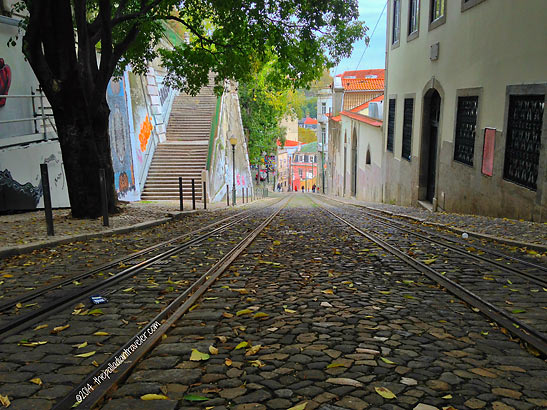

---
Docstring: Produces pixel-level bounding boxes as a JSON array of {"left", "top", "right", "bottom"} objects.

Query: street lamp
[{"left": 229, "top": 136, "right": 237, "bottom": 206}]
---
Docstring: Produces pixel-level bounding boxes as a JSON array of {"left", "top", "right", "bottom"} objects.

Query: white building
[{"left": 316, "top": 87, "right": 332, "bottom": 192}]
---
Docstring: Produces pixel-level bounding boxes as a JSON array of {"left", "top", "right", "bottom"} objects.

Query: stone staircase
[{"left": 141, "top": 81, "right": 217, "bottom": 201}]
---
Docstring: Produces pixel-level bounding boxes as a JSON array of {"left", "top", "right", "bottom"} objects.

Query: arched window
[{"left": 366, "top": 146, "right": 371, "bottom": 165}]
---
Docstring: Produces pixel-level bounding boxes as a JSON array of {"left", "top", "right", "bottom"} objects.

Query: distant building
[
  {"left": 302, "top": 117, "right": 318, "bottom": 130},
  {"left": 383, "top": 0, "right": 546, "bottom": 221},
  {"left": 317, "top": 87, "right": 333, "bottom": 192},
  {"left": 290, "top": 142, "right": 319, "bottom": 192}
]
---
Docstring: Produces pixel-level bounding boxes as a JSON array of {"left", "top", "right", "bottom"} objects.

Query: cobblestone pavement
[
  {"left": 0, "top": 204, "right": 278, "bottom": 409},
  {"left": 95, "top": 195, "right": 547, "bottom": 410},
  {"left": 323, "top": 195, "right": 547, "bottom": 248}
]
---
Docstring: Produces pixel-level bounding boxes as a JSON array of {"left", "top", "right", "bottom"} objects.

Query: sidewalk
[{"left": 320, "top": 194, "right": 547, "bottom": 252}]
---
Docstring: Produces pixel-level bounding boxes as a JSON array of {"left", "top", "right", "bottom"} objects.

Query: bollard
[
  {"left": 99, "top": 168, "right": 109, "bottom": 227},
  {"left": 226, "top": 185, "right": 230, "bottom": 206},
  {"left": 40, "top": 163, "right": 54, "bottom": 236},
  {"left": 191, "top": 179, "right": 196, "bottom": 210},
  {"left": 203, "top": 181, "right": 207, "bottom": 209},
  {"left": 179, "top": 177, "right": 183, "bottom": 211}
]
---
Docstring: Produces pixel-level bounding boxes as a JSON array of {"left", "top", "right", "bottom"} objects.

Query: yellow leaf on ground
[
  {"left": 222, "top": 312, "right": 234, "bottom": 318},
  {"left": 422, "top": 258, "right": 437, "bottom": 265},
  {"left": 287, "top": 403, "right": 307, "bottom": 410},
  {"left": 253, "top": 312, "right": 269, "bottom": 319},
  {"left": 0, "top": 394, "right": 10, "bottom": 407},
  {"left": 93, "top": 331, "right": 109, "bottom": 336},
  {"left": 51, "top": 324, "right": 70, "bottom": 334},
  {"left": 326, "top": 363, "right": 345, "bottom": 369},
  {"left": 216, "top": 336, "right": 227, "bottom": 343},
  {"left": 16, "top": 302, "right": 22, "bottom": 308},
  {"left": 34, "top": 324, "right": 48, "bottom": 331},
  {"left": 235, "top": 341, "right": 248, "bottom": 350},
  {"left": 273, "top": 240, "right": 281, "bottom": 246},
  {"left": 209, "top": 345, "right": 218, "bottom": 355},
  {"left": 322, "top": 289, "right": 334, "bottom": 294},
  {"left": 245, "top": 345, "right": 261, "bottom": 356},
  {"left": 375, "top": 386, "right": 396, "bottom": 399},
  {"left": 141, "top": 394, "right": 168, "bottom": 400},
  {"left": 442, "top": 394, "right": 453, "bottom": 399},
  {"left": 87, "top": 309, "right": 103, "bottom": 316},
  {"left": 72, "top": 341, "right": 88, "bottom": 349},
  {"left": 30, "top": 377, "right": 42, "bottom": 385},
  {"left": 236, "top": 309, "right": 253, "bottom": 316},
  {"left": 284, "top": 308, "right": 297, "bottom": 313},
  {"left": 225, "top": 358, "right": 233, "bottom": 366},
  {"left": 249, "top": 359, "right": 265, "bottom": 367},
  {"left": 19, "top": 341, "right": 47, "bottom": 347},
  {"left": 189, "top": 349, "right": 210, "bottom": 361},
  {"left": 75, "top": 351, "right": 96, "bottom": 358},
  {"left": 380, "top": 357, "right": 396, "bottom": 364}
]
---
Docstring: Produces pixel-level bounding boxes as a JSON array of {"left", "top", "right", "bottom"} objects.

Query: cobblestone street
[{"left": 0, "top": 195, "right": 546, "bottom": 410}]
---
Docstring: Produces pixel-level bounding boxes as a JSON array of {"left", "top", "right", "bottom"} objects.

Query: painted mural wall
[
  {"left": 106, "top": 78, "right": 138, "bottom": 201},
  {"left": 0, "top": 140, "right": 70, "bottom": 211},
  {"left": 0, "top": 20, "right": 38, "bottom": 141}
]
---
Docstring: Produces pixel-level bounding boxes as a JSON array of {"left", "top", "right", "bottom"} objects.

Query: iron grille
[
  {"left": 503, "top": 94, "right": 544, "bottom": 190},
  {"left": 387, "top": 99, "right": 396, "bottom": 152},
  {"left": 454, "top": 96, "right": 478, "bottom": 166},
  {"left": 402, "top": 98, "right": 414, "bottom": 160}
]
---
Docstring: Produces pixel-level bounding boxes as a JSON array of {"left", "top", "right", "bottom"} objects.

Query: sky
[{"left": 331, "top": 0, "right": 388, "bottom": 77}]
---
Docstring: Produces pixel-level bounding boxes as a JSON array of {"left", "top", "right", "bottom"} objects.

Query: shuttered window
[
  {"left": 387, "top": 99, "right": 396, "bottom": 152},
  {"left": 402, "top": 99, "right": 414, "bottom": 161},
  {"left": 454, "top": 96, "right": 478, "bottom": 166}
]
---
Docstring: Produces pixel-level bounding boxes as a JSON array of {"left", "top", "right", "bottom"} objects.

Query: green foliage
[
  {"left": 239, "top": 60, "right": 305, "bottom": 164},
  {"left": 298, "top": 127, "right": 317, "bottom": 144}
]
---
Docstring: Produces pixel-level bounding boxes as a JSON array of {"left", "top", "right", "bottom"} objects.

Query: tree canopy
[{"left": 11, "top": 0, "right": 366, "bottom": 217}]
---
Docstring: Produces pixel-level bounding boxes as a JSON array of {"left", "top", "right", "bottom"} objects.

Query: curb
[
  {"left": 320, "top": 195, "right": 547, "bottom": 253},
  {"left": 0, "top": 210, "right": 198, "bottom": 259}
]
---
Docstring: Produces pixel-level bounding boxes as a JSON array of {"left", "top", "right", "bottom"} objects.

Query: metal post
[
  {"left": 191, "top": 178, "right": 196, "bottom": 210},
  {"left": 40, "top": 164, "right": 54, "bottom": 236},
  {"left": 179, "top": 177, "right": 183, "bottom": 211},
  {"left": 99, "top": 169, "right": 109, "bottom": 227},
  {"left": 31, "top": 87, "right": 38, "bottom": 134},
  {"left": 232, "top": 145, "right": 236, "bottom": 206},
  {"left": 39, "top": 87, "right": 47, "bottom": 140},
  {"left": 226, "top": 184, "right": 230, "bottom": 206},
  {"left": 203, "top": 181, "right": 207, "bottom": 209}
]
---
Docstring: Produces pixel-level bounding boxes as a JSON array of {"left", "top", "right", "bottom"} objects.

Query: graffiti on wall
[
  {"left": 139, "top": 115, "right": 153, "bottom": 152},
  {"left": 0, "top": 58, "right": 11, "bottom": 107},
  {"left": 0, "top": 142, "right": 70, "bottom": 211},
  {"left": 128, "top": 72, "right": 153, "bottom": 166},
  {"left": 106, "top": 78, "right": 137, "bottom": 201}
]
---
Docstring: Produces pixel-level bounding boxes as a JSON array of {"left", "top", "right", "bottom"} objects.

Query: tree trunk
[{"left": 54, "top": 92, "right": 117, "bottom": 218}]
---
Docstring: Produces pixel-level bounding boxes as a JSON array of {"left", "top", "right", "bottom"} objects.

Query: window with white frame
[
  {"left": 392, "top": 0, "right": 401, "bottom": 44},
  {"left": 409, "top": 0, "right": 419, "bottom": 35}
]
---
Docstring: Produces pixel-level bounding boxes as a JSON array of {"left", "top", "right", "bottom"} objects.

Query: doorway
[
  {"left": 420, "top": 89, "right": 441, "bottom": 203},
  {"left": 351, "top": 129, "right": 357, "bottom": 196}
]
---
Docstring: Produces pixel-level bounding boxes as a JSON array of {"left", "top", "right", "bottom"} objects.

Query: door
[
  {"left": 426, "top": 91, "right": 441, "bottom": 202},
  {"left": 351, "top": 133, "right": 357, "bottom": 196}
]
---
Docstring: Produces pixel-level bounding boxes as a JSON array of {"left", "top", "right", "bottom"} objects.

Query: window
[
  {"left": 321, "top": 128, "right": 326, "bottom": 142},
  {"left": 322, "top": 102, "right": 326, "bottom": 114},
  {"left": 304, "top": 155, "right": 309, "bottom": 163},
  {"left": 503, "top": 94, "right": 544, "bottom": 190},
  {"left": 402, "top": 98, "right": 414, "bottom": 161},
  {"left": 408, "top": 0, "right": 419, "bottom": 37},
  {"left": 461, "top": 0, "right": 487, "bottom": 12},
  {"left": 454, "top": 96, "right": 479, "bottom": 166},
  {"left": 387, "top": 99, "right": 396, "bottom": 152},
  {"left": 392, "top": 0, "right": 401, "bottom": 45},
  {"left": 431, "top": 0, "right": 445, "bottom": 21},
  {"left": 299, "top": 169, "right": 303, "bottom": 178}
]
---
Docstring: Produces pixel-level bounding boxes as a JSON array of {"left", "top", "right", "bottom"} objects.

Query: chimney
[{"left": 333, "top": 76, "right": 344, "bottom": 116}]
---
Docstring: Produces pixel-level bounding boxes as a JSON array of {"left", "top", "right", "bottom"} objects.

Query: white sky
[{"left": 331, "top": 0, "right": 388, "bottom": 76}]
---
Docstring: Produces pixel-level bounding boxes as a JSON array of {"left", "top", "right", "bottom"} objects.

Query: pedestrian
[
  {"left": 301, "top": 185, "right": 304, "bottom": 192},
  {"left": 277, "top": 183, "right": 281, "bottom": 192},
  {"left": 312, "top": 184, "right": 316, "bottom": 193}
]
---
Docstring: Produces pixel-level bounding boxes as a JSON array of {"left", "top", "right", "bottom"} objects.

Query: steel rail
[
  {"left": 53, "top": 196, "right": 291, "bottom": 410},
  {"left": 315, "top": 201, "right": 547, "bottom": 357},
  {"left": 0, "top": 211, "right": 256, "bottom": 339},
  {"left": 321, "top": 195, "right": 547, "bottom": 272},
  {"left": 0, "top": 206, "right": 265, "bottom": 313}
]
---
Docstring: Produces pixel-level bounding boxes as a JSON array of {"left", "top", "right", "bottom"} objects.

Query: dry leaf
[
  {"left": 72, "top": 341, "right": 88, "bottom": 349},
  {"left": 93, "top": 331, "right": 109, "bottom": 336},
  {"left": 245, "top": 344, "right": 261, "bottom": 356},
  {"left": 209, "top": 345, "right": 218, "bottom": 355},
  {"left": 287, "top": 403, "right": 307, "bottom": 410},
  {"left": 0, "top": 394, "right": 10, "bottom": 407},
  {"left": 235, "top": 341, "right": 248, "bottom": 350},
  {"left": 30, "top": 377, "right": 42, "bottom": 385},
  {"left": 375, "top": 386, "right": 396, "bottom": 399},
  {"left": 75, "top": 351, "right": 96, "bottom": 358},
  {"left": 236, "top": 309, "right": 253, "bottom": 316},
  {"left": 216, "top": 336, "right": 227, "bottom": 343},
  {"left": 326, "top": 378, "right": 363, "bottom": 387},
  {"left": 34, "top": 324, "right": 48, "bottom": 331},
  {"left": 380, "top": 357, "right": 395, "bottom": 364},
  {"left": 284, "top": 308, "right": 296, "bottom": 313},
  {"left": 189, "top": 349, "right": 210, "bottom": 361},
  {"left": 225, "top": 358, "right": 232, "bottom": 366},
  {"left": 141, "top": 394, "right": 168, "bottom": 400},
  {"left": 253, "top": 312, "right": 269, "bottom": 318},
  {"left": 222, "top": 312, "right": 234, "bottom": 318},
  {"left": 51, "top": 324, "right": 70, "bottom": 334}
]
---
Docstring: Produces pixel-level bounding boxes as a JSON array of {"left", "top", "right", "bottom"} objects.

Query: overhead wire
[{"left": 355, "top": 0, "right": 388, "bottom": 70}]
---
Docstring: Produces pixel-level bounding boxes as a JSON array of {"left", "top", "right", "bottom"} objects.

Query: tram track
[
  {"left": 311, "top": 195, "right": 547, "bottom": 357},
  {"left": 50, "top": 195, "right": 291, "bottom": 410}
]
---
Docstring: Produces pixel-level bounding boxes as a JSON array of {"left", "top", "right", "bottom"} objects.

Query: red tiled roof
[
  {"left": 304, "top": 117, "right": 318, "bottom": 125},
  {"left": 341, "top": 111, "right": 383, "bottom": 127},
  {"left": 343, "top": 78, "right": 384, "bottom": 91},
  {"left": 350, "top": 95, "right": 385, "bottom": 112},
  {"left": 337, "top": 69, "right": 385, "bottom": 80},
  {"left": 330, "top": 115, "right": 341, "bottom": 123},
  {"left": 277, "top": 139, "right": 301, "bottom": 147}
]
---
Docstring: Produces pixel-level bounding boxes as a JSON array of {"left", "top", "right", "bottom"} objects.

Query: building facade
[
  {"left": 317, "top": 87, "right": 332, "bottom": 193},
  {"left": 384, "top": 0, "right": 547, "bottom": 221}
]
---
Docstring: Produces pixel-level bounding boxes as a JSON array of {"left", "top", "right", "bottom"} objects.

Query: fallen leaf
[
  {"left": 511, "top": 309, "right": 526, "bottom": 313},
  {"left": 273, "top": 240, "right": 281, "bottom": 246},
  {"left": 75, "top": 351, "right": 96, "bottom": 358},
  {"left": 190, "top": 349, "right": 210, "bottom": 361},
  {"left": 209, "top": 345, "right": 218, "bottom": 355},
  {"left": 287, "top": 403, "right": 307, "bottom": 410},
  {"left": 141, "top": 394, "right": 169, "bottom": 400},
  {"left": 182, "top": 394, "right": 209, "bottom": 401},
  {"left": 93, "top": 331, "right": 109, "bottom": 336},
  {"left": 326, "top": 378, "right": 363, "bottom": 387},
  {"left": 225, "top": 358, "right": 232, "bottom": 366},
  {"left": 249, "top": 359, "right": 265, "bottom": 367},
  {"left": 19, "top": 341, "right": 47, "bottom": 347},
  {"left": 284, "top": 308, "right": 296, "bottom": 313},
  {"left": 235, "top": 341, "right": 248, "bottom": 350},
  {"left": 375, "top": 386, "right": 396, "bottom": 399},
  {"left": 442, "top": 394, "right": 453, "bottom": 399},
  {"left": 34, "top": 324, "right": 48, "bottom": 331},
  {"left": 87, "top": 309, "right": 103, "bottom": 316},
  {"left": 222, "top": 312, "right": 234, "bottom": 318},
  {"left": 30, "top": 377, "right": 42, "bottom": 385},
  {"left": 72, "top": 341, "right": 88, "bottom": 349},
  {"left": 326, "top": 363, "right": 345, "bottom": 369},
  {"left": 253, "top": 312, "right": 269, "bottom": 319},
  {"left": 236, "top": 309, "right": 253, "bottom": 316},
  {"left": 380, "top": 357, "right": 395, "bottom": 364},
  {"left": 15, "top": 302, "right": 22, "bottom": 309},
  {"left": 245, "top": 345, "right": 261, "bottom": 356},
  {"left": 322, "top": 289, "right": 334, "bottom": 295},
  {"left": 422, "top": 258, "right": 437, "bottom": 265},
  {"left": 51, "top": 324, "right": 70, "bottom": 334},
  {"left": 216, "top": 336, "right": 227, "bottom": 343},
  {"left": 0, "top": 394, "right": 10, "bottom": 407}
]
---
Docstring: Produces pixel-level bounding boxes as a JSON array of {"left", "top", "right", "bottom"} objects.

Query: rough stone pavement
[{"left": 100, "top": 196, "right": 547, "bottom": 410}]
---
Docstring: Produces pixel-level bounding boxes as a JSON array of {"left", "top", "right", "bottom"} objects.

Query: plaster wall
[{"left": 385, "top": 0, "right": 547, "bottom": 221}]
